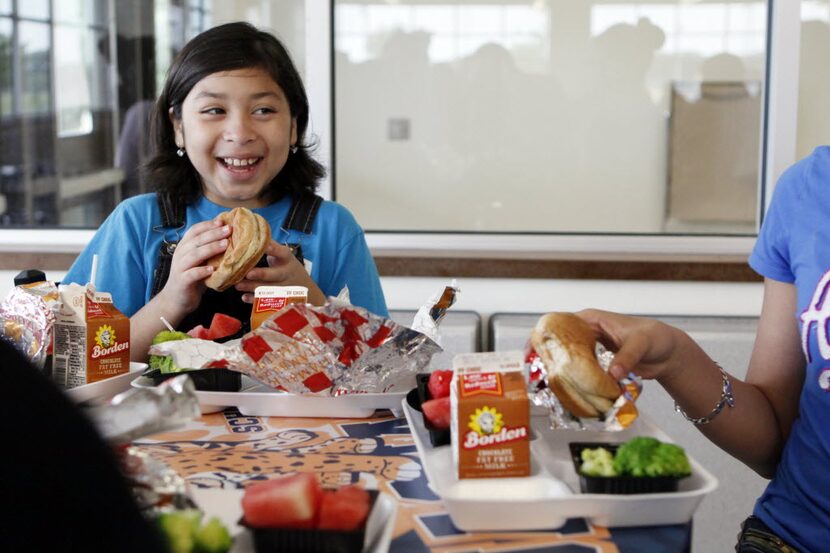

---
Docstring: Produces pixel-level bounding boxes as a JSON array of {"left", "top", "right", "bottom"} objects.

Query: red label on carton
[
  {"left": 251, "top": 286, "right": 308, "bottom": 330},
  {"left": 461, "top": 372, "right": 503, "bottom": 396}
]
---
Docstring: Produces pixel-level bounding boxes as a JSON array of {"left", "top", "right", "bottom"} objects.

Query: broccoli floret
[
  {"left": 193, "top": 517, "right": 233, "bottom": 553},
  {"left": 614, "top": 436, "right": 660, "bottom": 477},
  {"left": 645, "top": 443, "right": 692, "bottom": 477},
  {"left": 156, "top": 510, "right": 232, "bottom": 553},
  {"left": 156, "top": 509, "right": 202, "bottom": 553},
  {"left": 613, "top": 436, "right": 691, "bottom": 477},
  {"left": 580, "top": 447, "right": 617, "bottom": 477}
]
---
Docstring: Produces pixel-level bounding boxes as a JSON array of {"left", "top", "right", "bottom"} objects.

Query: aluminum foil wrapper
[
  {"left": 89, "top": 374, "right": 201, "bottom": 444},
  {"left": 118, "top": 446, "right": 195, "bottom": 514},
  {"left": 215, "top": 303, "right": 440, "bottom": 395},
  {"left": 0, "top": 281, "right": 59, "bottom": 369},
  {"left": 335, "top": 326, "right": 441, "bottom": 394},
  {"left": 525, "top": 341, "right": 642, "bottom": 431},
  {"left": 411, "top": 281, "right": 460, "bottom": 345}
]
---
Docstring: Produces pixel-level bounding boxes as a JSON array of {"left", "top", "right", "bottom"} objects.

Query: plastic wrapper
[
  {"left": 525, "top": 342, "right": 642, "bottom": 432},
  {"left": 0, "top": 280, "right": 59, "bottom": 369},
  {"left": 144, "top": 283, "right": 457, "bottom": 396},
  {"left": 148, "top": 338, "right": 231, "bottom": 371},
  {"left": 215, "top": 302, "right": 441, "bottom": 395},
  {"left": 88, "top": 374, "right": 201, "bottom": 444}
]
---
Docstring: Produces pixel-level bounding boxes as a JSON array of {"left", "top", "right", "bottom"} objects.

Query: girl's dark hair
[{"left": 145, "top": 22, "right": 324, "bottom": 206}]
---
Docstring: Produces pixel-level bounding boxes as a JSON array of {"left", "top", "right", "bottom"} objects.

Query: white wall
[
  {"left": 0, "top": 271, "right": 763, "bottom": 322},
  {"left": 382, "top": 276, "right": 763, "bottom": 321}
]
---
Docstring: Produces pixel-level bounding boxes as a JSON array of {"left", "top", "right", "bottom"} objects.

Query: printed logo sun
[
  {"left": 468, "top": 406, "right": 503, "bottom": 435},
  {"left": 95, "top": 324, "right": 116, "bottom": 349}
]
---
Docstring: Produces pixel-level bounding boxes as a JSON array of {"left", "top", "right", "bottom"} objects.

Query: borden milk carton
[
  {"left": 451, "top": 351, "right": 531, "bottom": 479},
  {"left": 53, "top": 283, "right": 130, "bottom": 388}
]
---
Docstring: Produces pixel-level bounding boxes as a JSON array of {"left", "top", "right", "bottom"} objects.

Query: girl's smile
[{"left": 171, "top": 68, "right": 297, "bottom": 208}]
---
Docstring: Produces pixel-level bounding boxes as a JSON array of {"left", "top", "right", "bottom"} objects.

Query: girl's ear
[
  {"left": 290, "top": 117, "right": 297, "bottom": 148},
  {"left": 168, "top": 107, "right": 184, "bottom": 147}
]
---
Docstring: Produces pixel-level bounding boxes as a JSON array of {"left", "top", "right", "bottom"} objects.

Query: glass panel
[
  {"left": 54, "top": 25, "right": 111, "bottom": 136},
  {"left": 0, "top": 18, "right": 11, "bottom": 118},
  {"left": 19, "top": 0, "right": 50, "bottom": 20},
  {"left": 797, "top": 1, "right": 830, "bottom": 159},
  {"left": 0, "top": 17, "right": 14, "bottom": 225},
  {"left": 55, "top": 0, "right": 109, "bottom": 27},
  {"left": 0, "top": 0, "right": 11, "bottom": 16},
  {"left": 19, "top": 21, "right": 51, "bottom": 115},
  {"left": 334, "top": 1, "right": 768, "bottom": 234}
]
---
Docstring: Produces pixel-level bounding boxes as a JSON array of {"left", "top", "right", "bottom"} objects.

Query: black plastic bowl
[
  {"left": 569, "top": 442, "right": 688, "bottom": 494},
  {"left": 405, "top": 373, "right": 451, "bottom": 447},
  {"left": 240, "top": 490, "right": 379, "bottom": 553},
  {"left": 143, "top": 367, "right": 241, "bottom": 392}
]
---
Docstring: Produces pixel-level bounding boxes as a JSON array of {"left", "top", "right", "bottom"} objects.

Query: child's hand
[
  {"left": 159, "top": 219, "right": 230, "bottom": 313},
  {"left": 576, "top": 309, "right": 690, "bottom": 383},
  {"left": 235, "top": 241, "right": 326, "bottom": 305}
]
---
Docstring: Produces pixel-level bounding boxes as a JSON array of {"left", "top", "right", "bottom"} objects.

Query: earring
[
  {"left": 289, "top": 144, "right": 298, "bottom": 154},
  {"left": 176, "top": 147, "right": 185, "bottom": 157}
]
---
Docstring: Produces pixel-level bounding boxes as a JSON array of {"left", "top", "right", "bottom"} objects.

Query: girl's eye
[
  {"left": 254, "top": 107, "right": 276, "bottom": 115},
  {"left": 201, "top": 107, "right": 224, "bottom": 115}
]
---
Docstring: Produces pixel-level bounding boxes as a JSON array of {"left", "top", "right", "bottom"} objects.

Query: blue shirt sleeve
[
  {"left": 748, "top": 161, "right": 802, "bottom": 284},
  {"left": 62, "top": 198, "right": 152, "bottom": 317},
  {"left": 310, "top": 202, "right": 388, "bottom": 317},
  {"left": 332, "top": 230, "right": 388, "bottom": 317}
]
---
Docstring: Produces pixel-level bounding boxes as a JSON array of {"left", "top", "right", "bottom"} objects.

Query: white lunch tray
[
  {"left": 66, "top": 362, "right": 148, "bottom": 404},
  {"left": 132, "top": 374, "right": 406, "bottom": 418},
  {"left": 403, "top": 398, "right": 718, "bottom": 530}
]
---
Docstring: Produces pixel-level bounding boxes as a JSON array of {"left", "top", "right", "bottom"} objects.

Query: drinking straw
[
  {"left": 90, "top": 254, "right": 99, "bottom": 289},
  {"left": 160, "top": 317, "right": 175, "bottom": 331}
]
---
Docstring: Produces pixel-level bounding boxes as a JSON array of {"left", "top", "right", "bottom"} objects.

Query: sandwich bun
[
  {"left": 530, "top": 312, "right": 621, "bottom": 418},
  {"left": 204, "top": 207, "right": 271, "bottom": 292}
]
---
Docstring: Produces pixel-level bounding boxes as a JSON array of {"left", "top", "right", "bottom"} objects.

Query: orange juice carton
[
  {"left": 52, "top": 283, "right": 130, "bottom": 388},
  {"left": 451, "top": 350, "right": 531, "bottom": 479},
  {"left": 251, "top": 285, "right": 308, "bottom": 330}
]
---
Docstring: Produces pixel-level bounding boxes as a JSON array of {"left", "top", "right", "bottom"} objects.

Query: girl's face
[{"left": 171, "top": 67, "right": 297, "bottom": 208}]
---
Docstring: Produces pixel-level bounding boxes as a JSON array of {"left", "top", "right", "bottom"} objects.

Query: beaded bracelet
[{"left": 674, "top": 364, "right": 735, "bottom": 425}]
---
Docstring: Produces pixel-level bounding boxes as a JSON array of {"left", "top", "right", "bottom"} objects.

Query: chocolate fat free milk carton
[
  {"left": 451, "top": 351, "right": 531, "bottom": 479},
  {"left": 53, "top": 283, "right": 130, "bottom": 388}
]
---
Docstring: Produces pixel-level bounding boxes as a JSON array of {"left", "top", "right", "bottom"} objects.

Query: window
[
  {"left": 0, "top": 1, "right": 808, "bottom": 262},
  {"left": 333, "top": 1, "right": 768, "bottom": 235},
  {"left": 797, "top": 1, "right": 830, "bottom": 159}
]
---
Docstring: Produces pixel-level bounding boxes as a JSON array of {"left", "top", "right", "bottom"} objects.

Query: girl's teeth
[{"left": 223, "top": 158, "right": 257, "bottom": 166}]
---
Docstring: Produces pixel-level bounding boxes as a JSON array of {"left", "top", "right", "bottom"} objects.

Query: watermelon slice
[
  {"left": 186, "top": 325, "right": 211, "bottom": 340},
  {"left": 241, "top": 473, "right": 323, "bottom": 529},
  {"left": 427, "top": 369, "right": 453, "bottom": 399},
  {"left": 209, "top": 313, "right": 242, "bottom": 340},
  {"left": 317, "top": 486, "right": 371, "bottom": 531},
  {"left": 421, "top": 396, "right": 451, "bottom": 429}
]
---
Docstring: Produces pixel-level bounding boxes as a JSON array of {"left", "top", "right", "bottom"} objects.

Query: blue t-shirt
[
  {"left": 748, "top": 145, "right": 830, "bottom": 551},
  {"left": 63, "top": 193, "right": 388, "bottom": 318}
]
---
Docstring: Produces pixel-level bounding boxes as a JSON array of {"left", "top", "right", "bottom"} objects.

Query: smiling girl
[{"left": 63, "top": 22, "right": 387, "bottom": 361}]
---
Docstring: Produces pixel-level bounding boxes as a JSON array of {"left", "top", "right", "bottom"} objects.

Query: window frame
[{"left": 0, "top": 0, "right": 801, "bottom": 261}]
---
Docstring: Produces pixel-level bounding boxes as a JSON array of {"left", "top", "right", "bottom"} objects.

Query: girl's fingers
[
  {"left": 608, "top": 331, "right": 650, "bottom": 379},
  {"left": 175, "top": 238, "right": 228, "bottom": 271},
  {"left": 177, "top": 265, "right": 213, "bottom": 286},
  {"left": 263, "top": 241, "right": 292, "bottom": 261},
  {"left": 177, "top": 223, "right": 230, "bottom": 255}
]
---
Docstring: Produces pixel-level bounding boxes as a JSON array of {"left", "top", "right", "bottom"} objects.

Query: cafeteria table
[{"left": 133, "top": 408, "right": 692, "bottom": 553}]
